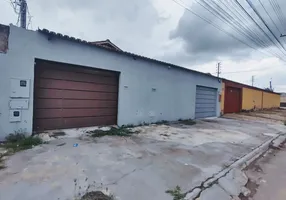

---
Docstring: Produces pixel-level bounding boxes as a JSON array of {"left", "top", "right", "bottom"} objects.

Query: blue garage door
[{"left": 195, "top": 86, "right": 217, "bottom": 118}]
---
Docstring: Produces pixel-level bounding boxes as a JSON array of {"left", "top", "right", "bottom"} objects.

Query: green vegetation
[
  {"left": 178, "top": 119, "right": 196, "bottom": 126},
  {"left": 80, "top": 191, "right": 115, "bottom": 200},
  {"left": 0, "top": 151, "right": 9, "bottom": 170},
  {"left": 89, "top": 127, "right": 139, "bottom": 138},
  {"left": 73, "top": 178, "right": 115, "bottom": 200},
  {"left": 3, "top": 133, "right": 43, "bottom": 153},
  {"left": 166, "top": 186, "right": 186, "bottom": 200}
]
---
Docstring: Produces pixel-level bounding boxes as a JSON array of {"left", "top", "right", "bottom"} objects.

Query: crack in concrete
[
  {"left": 106, "top": 168, "right": 138, "bottom": 186},
  {"left": 105, "top": 161, "right": 153, "bottom": 186},
  {"left": 187, "top": 135, "right": 286, "bottom": 199},
  {"left": 185, "top": 140, "right": 277, "bottom": 199}
]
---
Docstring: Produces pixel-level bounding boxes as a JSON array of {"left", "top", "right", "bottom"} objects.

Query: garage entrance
[
  {"left": 33, "top": 60, "right": 119, "bottom": 131},
  {"left": 224, "top": 87, "right": 241, "bottom": 113},
  {"left": 195, "top": 86, "right": 217, "bottom": 118}
]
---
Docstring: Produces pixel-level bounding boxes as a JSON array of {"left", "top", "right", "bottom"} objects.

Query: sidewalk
[
  {"left": 0, "top": 115, "right": 285, "bottom": 200},
  {"left": 245, "top": 145, "right": 286, "bottom": 200}
]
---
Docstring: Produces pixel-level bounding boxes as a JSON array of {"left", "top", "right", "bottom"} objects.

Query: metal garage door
[
  {"left": 33, "top": 60, "right": 119, "bottom": 131},
  {"left": 224, "top": 87, "right": 241, "bottom": 113},
  {"left": 195, "top": 86, "right": 217, "bottom": 118}
]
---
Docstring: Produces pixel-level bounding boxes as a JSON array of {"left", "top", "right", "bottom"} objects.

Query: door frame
[
  {"left": 33, "top": 58, "right": 121, "bottom": 132},
  {"left": 223, "top": 80, "right": 243, "bottom": 113}
]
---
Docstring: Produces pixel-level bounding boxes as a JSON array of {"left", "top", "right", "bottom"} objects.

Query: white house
[{"left": 0, "top": 24, "right": 222, "bottom": 140}]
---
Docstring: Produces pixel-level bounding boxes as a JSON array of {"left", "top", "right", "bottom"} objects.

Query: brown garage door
[{"left": 33, "top": 60, "right": 119, "bottom": 131}]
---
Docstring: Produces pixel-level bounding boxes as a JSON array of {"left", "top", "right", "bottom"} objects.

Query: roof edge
[
  {"left": 222, "top": 78, "right": 280, "bottom": 95},
  {"left": 37, "top": 28, "right": 219, "bottom": 80}
]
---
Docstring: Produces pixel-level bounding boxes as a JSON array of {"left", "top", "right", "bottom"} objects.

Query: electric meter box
[
  {"left": 9, "top": 110, "right": 22, "bottom": 122},
  {"left": 10, "top": 78, "right": 30, "bottom": 98}
]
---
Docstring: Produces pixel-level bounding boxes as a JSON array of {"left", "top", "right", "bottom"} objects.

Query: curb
[{"left": 185, "top": 132, "right": 286, "bottom": 200}]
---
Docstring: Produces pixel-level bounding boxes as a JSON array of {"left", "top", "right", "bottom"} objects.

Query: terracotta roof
[
  {"left": 90, "top": 39, "right": 122, "bottom": 51},
  {"left": 222, "top": 78, "right": 280, "bottom": 95},
  {"left": 37, "top": 28, "right": 219, "bottom": 79}
]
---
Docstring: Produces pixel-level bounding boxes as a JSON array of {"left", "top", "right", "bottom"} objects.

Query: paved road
[{"left": 247, "top": 147, "right": 286, "bottom": 200}]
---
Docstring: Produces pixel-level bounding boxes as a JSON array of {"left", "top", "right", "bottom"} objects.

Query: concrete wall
[
  {"left": 262, "top": 92, "right": 280, "bottom": 109},
  {"left": 242, "top": 88, "right": 263, "bottom": 110},
  {"left": 281, "top": 93, "right": 286, "bottom": 103},
  {"left": 0, "top": 25, "right": 221, "bottom": 140},
  {"left": 241, "top": 89, "right": 280, "bottom": 111}
]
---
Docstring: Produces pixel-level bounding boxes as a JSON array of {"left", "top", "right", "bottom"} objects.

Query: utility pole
[
  {"left": 251, "top": 75, "right": 255, "bottom": 86},
  {"left": 216, "top": 62, "right": 221, "bottom": 77},
  {"left": 20, "top": 0, "right": 27, "bottom": 29},
  {"left": 270, "top": 78, "right": 273, "bottom": 91}
]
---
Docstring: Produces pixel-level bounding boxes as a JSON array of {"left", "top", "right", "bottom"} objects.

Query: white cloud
[{"left": 0, "top": 0, "right": 285, "bottom": 92}]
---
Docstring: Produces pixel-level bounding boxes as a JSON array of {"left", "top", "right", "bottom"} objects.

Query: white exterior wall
[{"left": 0, "top": 25, "right": 221, "bottom": 140}]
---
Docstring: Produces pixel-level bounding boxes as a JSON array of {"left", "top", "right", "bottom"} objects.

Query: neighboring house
[
  {"left": 0, "top": 24, "right": 222, "bottom": 140},
  {"left": 281, "top": 93, "right": 286, "bottom": 107},
  {"left": 220, "top": 79, "right": 280, "bottom": 114},
  {"left": 90, "top": 39, "right": 122, "bottom": 51}
]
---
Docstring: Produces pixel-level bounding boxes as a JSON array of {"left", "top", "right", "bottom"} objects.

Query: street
[{"left": 245, "top": 145, "right": 286, "bottom": 200}]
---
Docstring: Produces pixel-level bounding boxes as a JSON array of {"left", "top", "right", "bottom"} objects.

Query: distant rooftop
[{"left": 90, "top": 39, "right": 122, "bottom": 51}]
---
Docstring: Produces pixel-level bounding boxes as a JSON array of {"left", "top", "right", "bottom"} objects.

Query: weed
[
  {"left": 166, "top": 186, "right": 186, "bottom": 200},
  {"left": 89, "top": 127, "right": 138, "bottom": 138},
  {"left": 73, "top": 178, "right": 115, "bottom": 200},
  {"left": 122, "top": 124, "right": 135, "bottom": 128},
  {"left": 178, "top": 119, "right": 196, "bottom": 126},
  {"left": 3, "top": 133, "right": 43, "bottom": 153},
  {"left": 0, "top": 156, "right": 5, "bottom": 170},
  {"left": 0, "top": 149, "right": 10, "bottom": 170},
  {"left": 284, "top": 121, "right": 286, "bottom": 126},
  {"left": 154, "top": 120, "right": 169, "bottom": 125}
]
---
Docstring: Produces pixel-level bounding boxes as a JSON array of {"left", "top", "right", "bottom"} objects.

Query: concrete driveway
[{"left": 0, "top": 117, "right": 285, "bottom": 200}]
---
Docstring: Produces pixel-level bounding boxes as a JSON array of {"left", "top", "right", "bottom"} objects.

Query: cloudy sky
[{"left": 1, "top": 0, "right": 285, "bottom": 92}]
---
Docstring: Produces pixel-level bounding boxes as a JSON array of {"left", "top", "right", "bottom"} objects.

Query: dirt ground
[
  {"left": 0, "top": 111, "right": 285, "bottom": 200},
  {"left": 224, "top": 108, "right": 286, "bottom": 125}
]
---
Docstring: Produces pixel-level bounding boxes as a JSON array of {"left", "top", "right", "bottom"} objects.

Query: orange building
[{"left": 221, "top": 79, "right": 280, "bottom": 114}]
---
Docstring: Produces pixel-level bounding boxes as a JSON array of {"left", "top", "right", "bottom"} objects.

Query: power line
[
  {"left": 197, "top": 0, "right": 269, "bottom": 51},
  {"left": 245, "top": 0, "right": 286, "bottom": 54},
  {"left": 257, "top": 0, "right": 282, "bottom": 34},
  {"left": 210, "top": 64, "right": 284, "bottom": 75},
  {"left": 233, "top": 0, "right": 286, "bottom": 57},
  {"left": 217, "top": 0, "right": 269, "bottom": 48},
  {"left": 269, "top": 0, "right": 286, "bottom": 32},
  {"left": 197, "top": 0, "right": 284, "bottom": 60},
  {"left": 170, "top": 0, "right": 286, "bottom": 62},
  {"left": 193, "top": 0, "right": 286, "bottom": 61}
]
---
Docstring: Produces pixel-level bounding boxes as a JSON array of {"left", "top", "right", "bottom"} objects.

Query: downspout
[{"left": 261, "top": 91, "right": 264, "bottom": 109}]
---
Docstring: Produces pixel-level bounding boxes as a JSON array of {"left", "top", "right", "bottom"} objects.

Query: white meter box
[
  {"left": 9, "top": 99, "right": 29, "bottom": 109},
  {"left": 10, "top": 78, "right": 30, "bottom": 98},
  {"left": 10, "top": 110, "right": 21, "bottom": 122}
]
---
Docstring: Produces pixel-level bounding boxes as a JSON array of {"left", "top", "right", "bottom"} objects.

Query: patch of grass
[
  {"left": 73, "top": 178, "right": 115, "bottom": 200},
  {"left": 80, "top": 191, "right": 114, "bottom": 200},
  {"left": 154, "top": 120, "right": 169, "bottom": 125},
  {"left": 89, "top": 127, "right": 138, "bottom": 138},
  {"left": 166, "top": 186, "right": 186, "bottom": 200},
  {"left": 0, "top": 150, "right": 10, "bottom": 170},
  {"left": 178, "top": 119, "right": 196, "bottom": 126},
  {"left": 0, "top": 157, "right": 6, "bottom": 170},
  {"left": 3, "top": 133, "right": 43, "bottom": 153}
]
